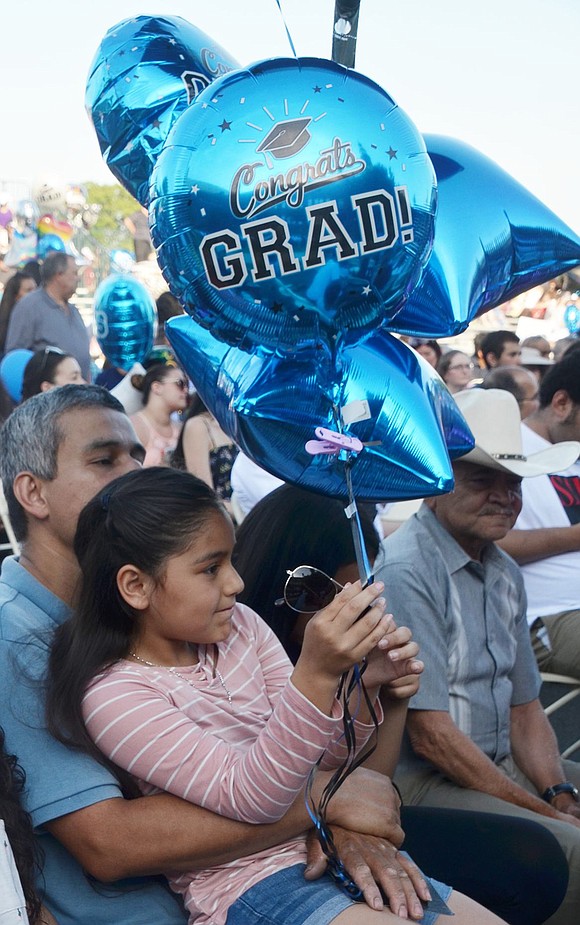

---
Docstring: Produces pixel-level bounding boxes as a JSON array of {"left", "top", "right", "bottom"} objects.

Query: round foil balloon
[
  {"left": 150, "top": 56, "right": 437, "bottom": 356},
  {"left": 564, "top": 302, "right": 580, "bottom": 335},
  {"left": 0, "top": 350, "right": 33, "bottom": 402},
  {"left": 390, "top": 136, "right": 580, "bottom": 338},
  {"left": 94, "top": 275, "right": 157, "bottom": 369},
  {"left": 166, "top": 315, "right": 473, "bottom": 501},
  {"left": 37, "top": 234, "right": 66, "bottom": 260},
  {"left": 86, "top": 15, "right": 239, "bottom": 206},
  {"left": 33, "top": 182, "right": 67, "bottom": 215}
]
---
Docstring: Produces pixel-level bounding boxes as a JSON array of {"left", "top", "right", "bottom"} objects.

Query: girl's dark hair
[
  {"left": 170, "top": 392, "right": 208, "bottom": 470},
  {"left": 233, "top": 484, "right": 380, "bottom": 661},
  {"left": 0, "top": 272, "right": 36, "bottom": 353},
  {"left": 21, "top": 348, "right": 73, "bottom": 401},
  {"left": 130, "top": 362, "right": 177, "bottom": 404},
  {"left": 46, "top": 467, "right": 225, "bottom": 793},
  {"left": 0, "top": 727, "right": 42, "bottom": 924}
]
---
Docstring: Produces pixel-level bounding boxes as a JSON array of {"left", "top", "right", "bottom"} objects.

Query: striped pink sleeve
[{"left": 82, "top": 668, "right": 342, "bottom": 825}]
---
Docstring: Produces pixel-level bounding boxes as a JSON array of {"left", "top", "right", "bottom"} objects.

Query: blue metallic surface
[
  {"left": 151, "top": 56, "right": 436, "bottom": 357},
  {"left": 94, "top": 274, "right": 157, "bottom": 369},
  {"left": 86, "top": 15, "right": 238, "bottom": 205}
]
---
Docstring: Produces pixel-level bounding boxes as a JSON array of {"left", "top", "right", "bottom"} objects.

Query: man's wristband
[{"left": 542, "top": 781, "right": 579, "bottom": 804}]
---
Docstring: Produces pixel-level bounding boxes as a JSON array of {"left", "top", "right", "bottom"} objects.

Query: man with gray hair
[
  {"left": 0, "top": 384, "right": 415, "bottom": 925},
  {"left": 375, "top": 388, "right": 580, "bottom": 925},
  {"left": 4, "top": 251, "right": 91, "bottom": 379}
]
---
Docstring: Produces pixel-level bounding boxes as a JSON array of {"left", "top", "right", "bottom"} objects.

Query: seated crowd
[{"left": 0, "top": 292, "right": 579, "bottom": 925}]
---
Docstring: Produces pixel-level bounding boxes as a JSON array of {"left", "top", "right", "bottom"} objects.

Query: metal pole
[{"left": 331, "top": 1, "right": 362, "bottom": 69}]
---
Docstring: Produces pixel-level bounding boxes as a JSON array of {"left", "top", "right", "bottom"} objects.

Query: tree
[{"left": 85, "top": 182, "right": 139, "bottom": 252}]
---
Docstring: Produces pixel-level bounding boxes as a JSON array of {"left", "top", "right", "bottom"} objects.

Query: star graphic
[
  {"left": 118, "top": 50, "right": 125, "bottom": 57},
  {"left": 313, "top": 85, "right": 322, "bottom": 93},
  {"left": 191, "top": 185, "right": 200, "bottom": 194},
  {"left": 152, "top": 119, "right": 161, "bottom": 129},
  {"left": 271, "top": 302, "right": 283, "bottom": 314},
  {"left": 387, "top": 147, "right": 398, "bottom": 160},
  {"left": 219, "top": 119, "right": 232, "bottom": 132},
  {"left": 169, "top": 38, "right": 176, "bottom": 45},
  {"left": 362, "top": 285, "right": 372, "bottom": 296}
]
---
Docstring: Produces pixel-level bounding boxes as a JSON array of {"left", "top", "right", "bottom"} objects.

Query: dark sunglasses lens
[{"left": 285, "top": 568, "right": 337, "bottom": 613}]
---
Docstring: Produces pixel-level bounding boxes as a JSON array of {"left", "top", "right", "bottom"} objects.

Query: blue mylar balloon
[
  {"left": 564, "top": 303, "right": 580, "bottom": 335},
  {"left": 37, "top": 234, "right": 66, "bottom": 260},
  {"left": 94, "top": 275, "right": 157, "bottom": 369},
  {"left": 86, "top": 15, "right": 239, "bottom": 205},
  {"left": 166, "top": 315, "right": 473, "bottom": 502},
  {"left": 151, "top": 56, "right": 437, "bottom": 357},
  {"left": 391, "top": 135, "right": 580, "bottom": 338},
  {"left": 0, "top": 350, "right": 33, "bottom": 402}
]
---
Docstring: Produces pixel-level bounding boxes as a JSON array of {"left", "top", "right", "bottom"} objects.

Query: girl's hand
[
  {"left": 295, "top": 581, "right": 391, "bottom": 688},
  {"left": 363, "top": 620, "right": 423, "bottom": 698}
]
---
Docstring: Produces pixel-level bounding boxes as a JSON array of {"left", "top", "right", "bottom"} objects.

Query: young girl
[{"left": 47, "top": 468, "right": 504, "bottom": 925}]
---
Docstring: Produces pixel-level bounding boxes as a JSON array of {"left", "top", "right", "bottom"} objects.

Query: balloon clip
[{"left": 305, "top": 427, "right": 364, "bottom": 457}]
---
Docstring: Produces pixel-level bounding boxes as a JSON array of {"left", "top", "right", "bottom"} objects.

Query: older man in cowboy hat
[{"left": 374, "top": 388, "right": 580, "bottom": 925}]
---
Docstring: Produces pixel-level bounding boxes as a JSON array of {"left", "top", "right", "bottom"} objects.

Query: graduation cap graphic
[{"left": 256, "top": 117, "right": 312, "bottom": 160}]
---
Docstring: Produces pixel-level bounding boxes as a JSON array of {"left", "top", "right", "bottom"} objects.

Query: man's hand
[
  {"left": 311, "top": 767, "right": 403, "bottom": 844},
  {"left": 304, "top": 827, "right": 431, "bottom": 919}
]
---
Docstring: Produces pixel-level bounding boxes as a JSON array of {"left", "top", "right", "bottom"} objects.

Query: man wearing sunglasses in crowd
[
  {"left": 0, "top": 384, "right": 424, "bottom": 925},
  {"left": 375, "top": 388, "right": 580, "bottom": 925},
  {"left": 4, "top": 251, "right": 91, "bottom": 381}
]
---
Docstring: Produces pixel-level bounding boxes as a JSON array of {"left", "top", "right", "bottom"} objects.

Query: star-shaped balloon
[
  {"left": 166, "top": 314, "right": 473, "bottom": 502},
  {"left": 390, "top": 135, "right": 580, "bottom": 337},
  {"left": 86, "top": 15, "right": 239, "bottom": 205}
]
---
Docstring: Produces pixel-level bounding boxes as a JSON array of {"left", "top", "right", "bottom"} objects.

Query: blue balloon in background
[
  {"left": 86, "top": 15, "right": 239, "bottom": 206},
  {"left": 0, "top": 350, "right": 33, "bottom": 402},
  {"left": 94, "top": 275, "right": 157, "bottom": 369},
  {"left": 564, "top": 302, "right": 580, "bottom": 335},
  {"left": 151, "top": 56, "right": 437, "bottom": 357},
  {"left": 166, "top": 315, "right": 473, "bottom": 501},
  {"left": 390, "top": 136, "right": 580, "bottom": 338},
  {"left": 37, "top": 234, "right": 66, "bottom": 260}
]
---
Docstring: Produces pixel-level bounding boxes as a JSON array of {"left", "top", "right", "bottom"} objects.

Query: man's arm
[
  {"left": 510, "top": 698, "right": 580, "bottom": 820},
  {"left": 44, "top": 765, "right": 403, "bottom": 881},
  {"left": 498, "top": 523, "right": 580, "bottom": 564},
  {"left": 406, "top": 708, "right": 580, "bottom": 826}
]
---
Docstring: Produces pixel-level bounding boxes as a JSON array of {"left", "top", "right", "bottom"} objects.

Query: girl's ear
[{"left": 117, "top": 565, "right": 154, "bottom": 611}]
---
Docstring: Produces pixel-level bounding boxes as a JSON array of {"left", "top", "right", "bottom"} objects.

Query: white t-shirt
[
  {"left": 0, "top": 820, "right": 29, "bottom": 924},
  {"left": 513, "top": 423, "right": 580, "bottom": 623}
]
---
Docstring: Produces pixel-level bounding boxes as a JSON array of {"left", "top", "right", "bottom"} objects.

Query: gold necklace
[{"left": 129, "top": 652, "right": 233, "bottom": 705}]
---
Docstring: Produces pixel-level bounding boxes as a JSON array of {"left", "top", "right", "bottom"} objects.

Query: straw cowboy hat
[{"left": 453, "top": 388, "right": 580, "bottom": 477}]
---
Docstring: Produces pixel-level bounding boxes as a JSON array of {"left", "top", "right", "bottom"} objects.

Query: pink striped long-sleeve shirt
[{"left": 82, "top": 604, "right": 380, "bottom": 925}]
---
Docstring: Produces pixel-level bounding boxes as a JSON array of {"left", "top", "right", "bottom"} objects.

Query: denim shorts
[{"left": 226, "top": 861, "right": 452, "bottom": 925}]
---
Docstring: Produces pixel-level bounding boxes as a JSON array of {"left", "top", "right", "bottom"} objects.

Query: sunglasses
[
  {"left": 163, "top": 377, "right": 188, "bottom": 390},
  {"left": 275, "top": 565, "right": 351, "bottom": 614},
  {"left": 38, "top": 346, "right": 66, "bottom": 377}
]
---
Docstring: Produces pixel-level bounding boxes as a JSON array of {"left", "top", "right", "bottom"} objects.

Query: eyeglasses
[
  {"left": 275, "top": 565, "right": 345, "bottom": 613},
  {"left": 448, "top": 363, "right": 474, "bottom": 372},
  {"left": 38, "top": 346, "right": 66, "bottom": 377},
  {"left": 163, "top": 377, "right": 188, "bottom": 390}
]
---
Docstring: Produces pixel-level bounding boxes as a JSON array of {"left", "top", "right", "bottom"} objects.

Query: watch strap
[{"left": 542, "top": 781, "right": 579, "bottom": 803}]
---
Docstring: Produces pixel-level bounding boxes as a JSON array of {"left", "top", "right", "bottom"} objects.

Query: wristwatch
[{"left": 542, "top": 781, "right": 579, "bottom": 804}]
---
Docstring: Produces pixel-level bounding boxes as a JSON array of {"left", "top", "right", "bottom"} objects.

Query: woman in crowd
[
  {"left": 0, "top": 272, "right": 37, "bottom": 355},
  {"left": 407, "top": 338, "right": 442, "bottom": 368},
  {"left": 46, "top": 467, "right": 502, "bottom": 925},
  {"left": 21, "top": 348, "right": 85, "bottom": 401},
  {"left": 130, "top": 363, "right": 188, "bottom": 466},
  {"left": 233, "top": 483, "right": 568, "bottom": 925},
  {"left": 436, "top": 350, "right": 474, "bottom": 394},
  {"left": 171, "top": 393, "right": 238, "bottom": 513}
]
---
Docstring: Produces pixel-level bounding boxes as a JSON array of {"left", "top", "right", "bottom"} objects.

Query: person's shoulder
[{"left": 12, "top": 287, "right": 45, "bottom": 311}]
